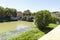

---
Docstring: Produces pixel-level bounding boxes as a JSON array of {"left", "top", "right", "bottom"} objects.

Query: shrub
[
  {"left": 8, "top": 28, "right": 44, "bottom": 40},
  {"left": 47, "top": 23, "right": 57, "bottom": 28},
  {"left": 35, "top": 10, "right": 52, "bottom": 29},
  {"left": 27, "top": 17, "right": 33, "bottom": 22},
  {"left": 35, "top": 10, "right": 60, "bottom": 30}
]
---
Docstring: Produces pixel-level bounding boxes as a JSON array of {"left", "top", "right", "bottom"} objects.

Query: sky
[{"left": 0, "top": 0, "right": 60, "bottom": 12}]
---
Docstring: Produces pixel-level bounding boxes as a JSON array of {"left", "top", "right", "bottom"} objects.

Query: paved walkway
[{"left": 38, "top": 25, "right": 60, "bottom": 40}]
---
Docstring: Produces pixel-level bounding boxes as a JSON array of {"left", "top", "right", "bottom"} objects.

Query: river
[{"left": 0, "top": 24, "right": 33, "bottom": 40}]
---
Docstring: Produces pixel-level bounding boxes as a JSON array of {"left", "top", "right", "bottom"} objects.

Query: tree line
[
  {"left": 0, "top": 6, "right": 17, "bottom": 17},
  {"left": 0, "top": 6, "right": 34, "bottom": 22}
]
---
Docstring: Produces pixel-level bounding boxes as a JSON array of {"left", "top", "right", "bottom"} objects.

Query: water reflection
[{"left": 0, "top": 24, "right": 33, "bottom": 40}]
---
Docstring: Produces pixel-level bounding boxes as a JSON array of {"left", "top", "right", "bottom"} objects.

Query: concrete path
[{"left": 38, "top": 25, "right": 60, "bottom": 40}]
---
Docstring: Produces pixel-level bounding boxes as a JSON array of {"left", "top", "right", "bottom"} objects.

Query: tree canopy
[
  {"left": 35, "top": 10, "right": 52, "bottom": 29},
  {"left": 23, "top": 10, "right": 31, "bottom": 16},
  {"left": 0, "top": 6, "right": 17, "bottom": 17}
]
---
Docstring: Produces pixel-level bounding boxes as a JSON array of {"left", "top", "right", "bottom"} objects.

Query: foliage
[
  {"left": 0, "top": 6, "right": 17, "bottom": 22},
  {"left": 56, "top": 18, "right": 60, "bottom": 24},
  {"left": 42, "top": 23, "right": 57, "bottom": 33},
  {"left": 51, "top": 16, "right": 57, "bottom": 24},
  {"left": 35, "top": 10, "right": 60, "bottom": 30},
  {"left": 27, "top": 17, "right": 33, "bottom": 22},
  {"left": 22, "top": 10, "right": 34, "bottom": 22},
  {"left": 0, "top": 6, "right": 5, "bottom": 17},
  {"left": 0, "top": 6, "right": 17, "bottom": 17},
  {"left": 35, "top": 10, "right": 52, "bottom": 29},
  {"left": 8, "top": 28, "right": 44, "bottom": 40},
  {"left": 23, "top": 10, "right": 31, "bottom": 16},
  {"left": 47, "top": 23, "right": 57, "bottom": 28},
  {"left": 51, "top": 16, "right": 60, "bottom": 24}
]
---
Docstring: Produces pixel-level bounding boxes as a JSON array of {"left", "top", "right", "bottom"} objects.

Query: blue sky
[{"left": 0, "top": 0, "right": 60, "bottom": 12}]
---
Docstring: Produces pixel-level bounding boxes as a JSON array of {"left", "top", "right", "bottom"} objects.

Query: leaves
[
  {"left": 0, "top": 6, "right": 17, "bottom": 17},
  {"left": 9, "top": 28, "right": 44, "bottom": 40},
  {"left": 35, "top": 10, "right": 52, "bottom": 29}
]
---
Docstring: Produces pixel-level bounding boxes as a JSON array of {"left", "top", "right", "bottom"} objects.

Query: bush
[
  {"left": 51, "top": 16, "right": 58, "bottom": 24},
  {"left": 47, "top": 23, "right": 57, "bottom": 28},
  {"left": 8, "top": 28, "right": 44, "bottom": 40},
  {"left": 35, "top": 10, "right": 60, "bottom": 30},
  {"left": 35, "top": 10, "right": 52, "bottom": 29},
  {"left": 27, "top": 17, "right": 33, "bottom": 22}
]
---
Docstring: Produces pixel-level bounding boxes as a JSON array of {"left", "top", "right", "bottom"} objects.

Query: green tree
[
  {"left": 22, "top": 10, "right": 32, "bottom": 21},
  {"left": 51, "top": 16, "right": 57, "bottom": 24},
  {"left": 10, "top": 8, "right": 17, "bottom": 17},
  {"left": 35, "top": 10, "right": 52, "bottom": 29},
  {"left": 5, "top": 8, "right": 11, "bottom": 17},
  {"left": 5, "top": 8, "right": 17, "bottom": 17},
  {"left": 0, "top": 6, "right": 5, "bottom": 17},
  {"left": 23, "top": 10, "right": 31, "bottom": 16}
]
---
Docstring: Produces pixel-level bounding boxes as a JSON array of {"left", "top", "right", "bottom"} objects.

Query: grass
[
  {"left": 8, "top": 28, "right": 45, "bottom": 40},
  {"left": 0, "top": 20, "right": 34, "bottom": 34},
  {"left": 41, "top": 23, "right": 58, "bottom": 34},
  {"left": 8, "top": 22, "right": 58, "bottom": 40},
  {"left": 47, "top": 23, "right": 57, "bottom": 28}
]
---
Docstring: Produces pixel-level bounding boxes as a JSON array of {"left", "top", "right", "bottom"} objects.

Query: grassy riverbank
[
  {"left": 8, "top": 28, "right": 45, "bottom": 40},
  {"left": 8, "top": 23, "right": 58, "bottom": 40}
]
